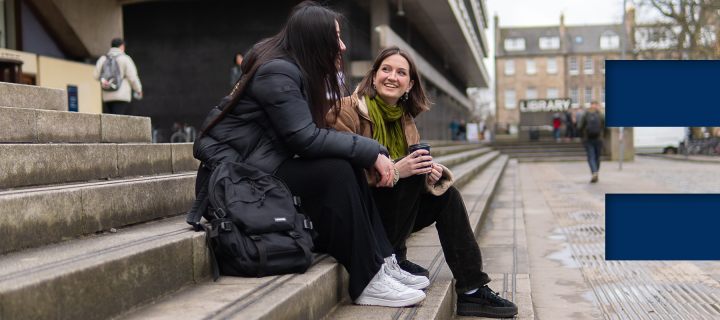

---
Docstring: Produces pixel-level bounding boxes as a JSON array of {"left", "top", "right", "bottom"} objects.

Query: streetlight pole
[{"left": 619, "top": 0, "right": 626, "bottom": 170}]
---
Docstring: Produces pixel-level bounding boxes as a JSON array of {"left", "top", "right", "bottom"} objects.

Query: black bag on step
[{"left": 187, "top": 161, "right": 316, "bottom": 279}]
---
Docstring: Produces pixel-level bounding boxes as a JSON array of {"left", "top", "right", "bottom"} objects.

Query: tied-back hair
[
  {"left": 201, "top": 1, "right": 346, "bottom": 137},
  {"left": 354, "top": 46, "right": 431, "bottom": 118}
]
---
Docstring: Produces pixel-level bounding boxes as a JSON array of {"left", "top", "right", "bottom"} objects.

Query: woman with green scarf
[{"left": 328, "top": 46, "right": 518, "bottom": 318}]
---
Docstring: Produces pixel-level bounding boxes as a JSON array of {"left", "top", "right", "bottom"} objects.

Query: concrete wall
[
  {"left": 37, "top": 55, "right": 102, "bottom": 113},
  {"left": 50, "top": 0, "right": 123, "bottom": 58}
]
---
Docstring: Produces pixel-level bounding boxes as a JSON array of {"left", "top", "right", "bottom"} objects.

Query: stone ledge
[
  {"left": 101, "top": 114, "right": 152, "bottom": 143},
  {"left": 0, "top": 82, "right": 67, "bottom": 111}
]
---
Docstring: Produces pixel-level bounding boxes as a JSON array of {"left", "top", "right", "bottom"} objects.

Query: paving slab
[
  {"left": 0, "top": 82, "right": 67, "bottom": 111},
  {"left": 101, "top": 113, "right": 152, "bottom": 143},
  {"left": 0, "top": 106, "right": 36, "bottom": 142},
  {"left": 118, "top": 144, "right": 173, "bottom": 177},
  {"left": 36, "top": 109, "right": 102, "bottom": 142},
  {"left": 172, "top": 143, "right": 200, "bottom": 172}
]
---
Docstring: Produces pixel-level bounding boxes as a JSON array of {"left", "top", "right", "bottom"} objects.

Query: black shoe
[
  {"left": 457, "top": 285, "right": 518, "bottom": 318},
  {"left": 398, "top": 260, "right": 430, "bottom": 277},
  {"left": 591, "top": 173, "right": 598, "bottom": 183}
]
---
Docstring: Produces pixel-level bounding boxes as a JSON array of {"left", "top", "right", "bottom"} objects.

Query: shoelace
[
  {"left": 388, "top": 259, "right": 410, "bottom": 280},
  {"left": 381, "top": 266, "right": 410, "bottom": 291}
]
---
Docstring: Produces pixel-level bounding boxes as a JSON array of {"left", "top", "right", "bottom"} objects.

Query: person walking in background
[
  {"left": 577, "top": 101, "right": 605, "bottom": 183},
  {"left": 564, "top": 109, "right": 574, "bottom": 141},
  {"left": 553, "top": 113, "right": 562, "bottom": 142},
  {"left": 459, "top": 119, "right": 467, "bottom": 141},
  {"left": 93, "top": 38, "right": 142, "bottom": 115},
  {"left": 449, "top": 119, "right": 459, "bottom": 140},
  {"left": 230, "top": 53, "right": 243, "bottom": 88}
]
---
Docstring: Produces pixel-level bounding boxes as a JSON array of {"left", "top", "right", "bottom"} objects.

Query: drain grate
[{"left": 567, "top": 210, "right": 603, "bottom": 222}]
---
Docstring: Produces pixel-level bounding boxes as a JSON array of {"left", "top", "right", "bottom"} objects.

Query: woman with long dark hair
[
  {"left": 193, "top": 2, "right": 427, "bottom": 307},
  {"left": 329, "top": 46, "right": 518, "bottom": 318}
]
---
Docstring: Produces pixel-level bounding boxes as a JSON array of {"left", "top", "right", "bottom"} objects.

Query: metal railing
[{"left": 170, "top": 124, "right": 197, "bottom": 143}]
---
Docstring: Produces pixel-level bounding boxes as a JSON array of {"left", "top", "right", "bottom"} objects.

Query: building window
[
  {"left": 570, "top": 88, "right": 579, "bottom": 107},
  {"left": 526, "top": 87, "right": 537, "bottom": 100},
  {"left": 601, "top": 87, "right": 606, "bottom": 106},
  {"left": 526, "top": 59, "right": 536, "bottom": 75},
  {"left": 547, "top": 87, "right": 558, "bottom": 99},
  {"left": 505, "top": 60, "right": 515, "bottom": 75},
  {"left": 547, "top": 57, "right": 558, "bottom": 74},
  {"left": 539, "top": 36, "right": 560, "bottom": 50},
  {"left": 584, "top": 57, "right": 594, "bottom": 74},
  {"left": 504, "top": 38, "right": 526, "bottom": 51},
  {"left": 569, "top": 57, "right": 579, "bottom": 75},
  {"left": 601, "top": 57, "right": 606, "bottom": 73},
  {"left": 505, "top": 89, "right": 516, "bottom": 109},
  {"left": 575, "top": 36, "right": 583, "bottom": 44},
  {"left": 585, "top": 87, "right": 593, "bottom": 107},
  {"left": 600, "top": 31, "right": 620, "bottom": 49}
]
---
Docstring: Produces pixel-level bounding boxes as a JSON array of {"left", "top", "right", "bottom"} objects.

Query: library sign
[
  {"left": 519, "top": 99, "right": 572, "bottom": 113},
  {"left": 518, "top": 99, "right": 572, "bottom": 127}
]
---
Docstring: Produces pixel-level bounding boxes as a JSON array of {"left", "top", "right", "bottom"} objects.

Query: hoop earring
[{"left": 373, "top": 83, "right": 376, "bottom": 90}]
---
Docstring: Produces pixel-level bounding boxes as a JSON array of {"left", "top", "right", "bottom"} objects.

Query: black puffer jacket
[{"left": 194, "top": 58, "right": 387, "bottom": 174}]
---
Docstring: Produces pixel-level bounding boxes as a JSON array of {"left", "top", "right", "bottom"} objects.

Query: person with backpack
[
  {"left": 93, "top": 38, "right": 142, "bottom": 115},
  {"left": 577, "top": 101, "right": 606, "bottom": 183},
  {"left": 192, "top": 1, "right": 427, "bottom": 308}
]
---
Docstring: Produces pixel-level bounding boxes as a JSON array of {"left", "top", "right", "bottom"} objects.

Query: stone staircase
[
  {"left": 491, "top": 141, "right": 610, "bottom": 162},
  {"left": 0, "top": 82, "right": 511, "bottom": 320}
]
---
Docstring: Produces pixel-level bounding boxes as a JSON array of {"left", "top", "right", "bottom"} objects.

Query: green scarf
[{"left": 365, "top": 95, "right": 407, "bottom": 159}]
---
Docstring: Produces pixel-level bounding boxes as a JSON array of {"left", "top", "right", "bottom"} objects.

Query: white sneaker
[
  {"left": 354, "top": 263, "right": 426, "bottom": 307},
  {"left": 384, "top": 255, "right": 430, "bottom": 290}
]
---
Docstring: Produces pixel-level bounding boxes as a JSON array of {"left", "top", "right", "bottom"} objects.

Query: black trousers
[
  {"left": 275, "top": 158, "right": 394, "bottom": 301},
  {"left": 103, "top": 101, "right": 128, "bottom": 115},
  {"left": 371, "top": 174, "right": 491, "bottom": 293}
]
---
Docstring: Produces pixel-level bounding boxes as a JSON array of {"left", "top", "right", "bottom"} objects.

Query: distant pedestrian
[
  {"left": 93, "top": 38, "right": 142, "bottom": 115},
  {"left": 449, "top": 119, "right": 459, "bottom": 140},
  {"left": 459, "top": 119, "right": 467, "bottom": 141},
  {"left": 230, "top": 53, "right": 243, "bottom": 88},
  {"left": 574, "top": 105, "right": 586, "bottom": 135},
  {"left": 564, "top": 109, "right": 574, "bottom": 140},
  {"left": 577, "top": 101, "right": 605, "bottom": 183},
  {"left": 553, "top": 113, "right": 561, "bottom": 141}
]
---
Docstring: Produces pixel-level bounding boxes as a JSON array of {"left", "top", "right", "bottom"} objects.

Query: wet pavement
[{"left": 472, "top": 156, "right": 720, "bottom": 319}]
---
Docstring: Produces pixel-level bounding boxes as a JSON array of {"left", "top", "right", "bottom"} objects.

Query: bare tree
[
  {"left": 467, "top": 87, "right": 494, "bottom": 122},
  {"left": 636, "top": 0, "right": 720, "bottom": 60}
]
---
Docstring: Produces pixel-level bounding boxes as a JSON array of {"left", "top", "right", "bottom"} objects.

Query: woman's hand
[
  {"left": 394, "top": 149, "right": 433, "bottom": 178},
  {"left": 372, "top": 153, "right": 396, "bottom": 187},
  {"left": 427, "top": 163, "right": 443, "bottom": 185}
]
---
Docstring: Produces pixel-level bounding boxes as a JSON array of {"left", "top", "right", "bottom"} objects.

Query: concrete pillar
[
  {"left": 371, "top": 0, "right": 390, "bottom": 56},
  {"left": 603, "top": 127, "right": 634, "bottom": 161}
]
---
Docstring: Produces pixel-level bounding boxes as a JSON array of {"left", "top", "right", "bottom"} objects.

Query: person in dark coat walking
[
  {"left": 577, "top": 101, "right": 606, "bottom": 183},
  {"left": 193, "top": 1, "right": 426, "bottom": 308}
]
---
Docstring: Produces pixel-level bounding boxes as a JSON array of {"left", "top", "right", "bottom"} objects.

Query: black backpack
[
  {"left": 100, "top": 54, "right": 123, "bottom": 91},
  {"left": 187, "top": 161, "right": 316, "bottom": 280},
  {"left": 585, "top": 112, "right": 602, "bottom": 139}
]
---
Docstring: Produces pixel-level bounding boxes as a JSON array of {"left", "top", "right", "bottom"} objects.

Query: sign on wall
[
  {"left": 519, "top": 99, "right": 572, "bottom": 113},
  {"left": 67, "top": 85, "right": 78, "bottom": 112}
]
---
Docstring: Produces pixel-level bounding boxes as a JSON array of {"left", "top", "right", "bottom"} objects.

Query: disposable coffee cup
[{"left": 408, "top": 143, "right": 432, "bottom": 174}]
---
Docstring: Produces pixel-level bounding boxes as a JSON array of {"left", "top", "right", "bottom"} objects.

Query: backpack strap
[
  {"left": 186, "top": 164, "right": 212, "bottom": 231},
  {"left": 204, "top": 224, "right": 221, "bottom": 281},
  {"left": 249, "top": 235, "right": 268, "bottom": 277},
  {"left": 287, "top": 231, "right": 313, "bottom": 274}
]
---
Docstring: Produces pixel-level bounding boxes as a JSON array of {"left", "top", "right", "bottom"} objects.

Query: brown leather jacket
[{"left": 329, "top": 92, "right": 453, "bottom": 194}]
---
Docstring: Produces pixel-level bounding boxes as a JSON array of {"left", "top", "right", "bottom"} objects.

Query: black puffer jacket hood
[{"left": 194, "top": 58, "right": 387, "bottom": 173}]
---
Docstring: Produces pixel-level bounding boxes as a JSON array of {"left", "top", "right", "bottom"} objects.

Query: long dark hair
[
  {"left": 355, "top": 46, "right": 431, "bottom": 118},
  {"left": 201, "top": 1, "right": 345, "bottom": 137}
]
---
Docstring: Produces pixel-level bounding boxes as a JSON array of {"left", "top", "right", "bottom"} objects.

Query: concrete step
[
  {"left": 0, "top": 143, "right": 198, "bottom": 190},
  {"left": 0, "top": 106, "right": 151, "bottom": 143},
  {"left": 491, "top": 143, "right": 583, "bottom": 150},
  {"left": 0, "top": 216, "right": 210, "bottom": 320},
  {"left": 432, "top": 144, "right": 488, "bottom": 157},
  {"left": 0, "top": 82, "right": 67, "bottom": 111},
  {"left": 496, "top": 148, "right": 585, "bottom": 153},
  {"left": 113, "top": 152, "right": 506, "bottom": 320},
  {"left": 433, "top": 148, "right": 493, "bottom": 169},
  {"left": 517, "top": 156, "right": 611, "bottom": 162},
  {"left": 422, "top": 140, "right": 479, "bottom": 148},
  {"left": 0, "top": 172, "right": 196, "bottom": 253},
  {"left": 506, "top": 152, "right": 588, "bottom": 158},
  {"left": 321, "top": 155, "right": 510, "bottom": 320}
]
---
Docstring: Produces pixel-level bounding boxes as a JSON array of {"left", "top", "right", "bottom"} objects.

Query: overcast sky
[{"left": 482, "top": 0, "right": 639, "bottom": 86}]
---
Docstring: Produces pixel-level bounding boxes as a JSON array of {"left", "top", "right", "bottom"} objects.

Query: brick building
[{"left": 494, "top": 9, "right": 635, "bottom": 134}]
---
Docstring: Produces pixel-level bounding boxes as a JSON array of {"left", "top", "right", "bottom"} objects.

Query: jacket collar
[
  {"left": 352, "top": 87, "right": 404, "bottom": 122},
  {"left": 107, "top": 48, "right": 124, "bottom": 56}
]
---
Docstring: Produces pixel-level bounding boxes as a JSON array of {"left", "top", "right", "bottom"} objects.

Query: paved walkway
[
  {"left": 469, "top": 156, "right": 720, "bottom": 319},
  {"left": 637, "top": 153, "right": 720, "bottom": 164}
]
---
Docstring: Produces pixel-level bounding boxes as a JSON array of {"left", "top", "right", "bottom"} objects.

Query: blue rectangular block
[
  {"left": 605, "top": 194, "right": 720, "bottom": 260},
  {"left": 606, "top": 60, "right": 720, "bottom": 127}
]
